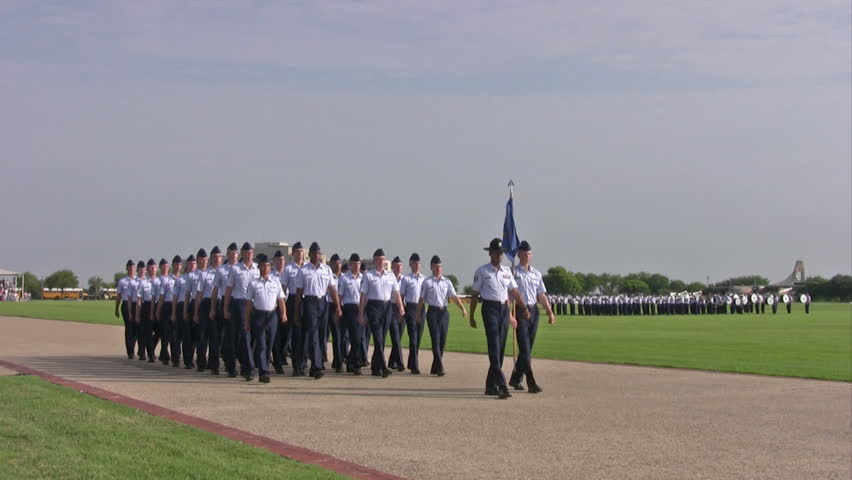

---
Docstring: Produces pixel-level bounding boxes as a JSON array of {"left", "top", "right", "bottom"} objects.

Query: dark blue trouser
[
  {"left": 121, "top": 301, "right": 136, "bottom": 358},
  {"left": 482, "top": 301, "right": 509, "bottom": 393},
  {"left": 300, "top": 296, "right": 325, "bottom": 372},
  {"left": 290, "top": 296, "right": 307, "bottom": 371},
  {"left": 328, "top": 303, "right": 345, "bottom": 369},
  {"left": 510, "top": 305, "right": 539, "bottom": 386},
  {"left": 367, "top": 300, "right": 390, "bottom": 372},
  {"left": 158, "top": 302, "right": 173, "bottom": 362},
  {"left": 235, "top": 300, "right": 253, "bottom": 374},
  {"left": 195, "top": 298, "right": 212, "bottom": 369},
  {"left": 182, "top": 301, "right": 195, "bottom": 366},
  {"left": 250, "top": 309, "right": 276, "bottom": 376},
  {"left": 404, "top": 302, "right": 424, "bottom": 371},
  {"left": 318, "top": 299, "right": 330, "bottom": 364},
  {"left": 426, "top": 306, "right": 449, "bottom": 374},
  {"left": 222, "top": 300, "right": 241, "bottom": 373},
  {"left": 272, "top": 300, "right": 292, "bottom": 368},
  {"left": 387, "top": 306, "right": 405, "bottom": 369},
  {"left": 171, "top": 302, "right": 183, "bottom": 365},
  {"left": 342, "top": 304, "right": 362, "bottom": 369},
  {"left": 204, "top": 299, "right": 222, "bottom": 371},
  {"left": 138, "top": 301, "right": 155, "bottom": 360}
]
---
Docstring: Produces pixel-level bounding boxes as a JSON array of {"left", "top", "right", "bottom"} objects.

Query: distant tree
[
  {"left": 726, "top": 275, "right": 770, "bottom": 287},
  {"left": 686, "top": 282, "right": 707, "bottom": 293},
  {"left": 598, "top": 273, "right": 622, "bottom": 295},
  {"left": 462, "top": 284, "right": 475, "bottom": 295},
  {"left": 87, "top": 276, "right": 105, "bottom": 295},
  {"left": 22, "top": 272, "right": 42, "bottom": 299},
  {"left": 581, "top": 273, "right": 601, "bottom": 294},
  {"left": 647, "top": 273, "right": 670, "bottom": 294},
  {"left": 668, "top": 279, "right": 687, "bottom": 292},
  {"left": 445, "top": 274, "right": 459, "bottom": 291},
  {"left": 543, "top": 266, "right": 582, "bottom": 294},
  {"left": 43, "top": 269, "right": 79, "bottom": 289},
  {"left": 113, "top": 271, "right": 126, "bottom": 285},
  {"left": 620, "top": 279, "right": 650, "bottom": 294},
  {"left": 808, "top": 274, "right": 852, "bottom": 301}
]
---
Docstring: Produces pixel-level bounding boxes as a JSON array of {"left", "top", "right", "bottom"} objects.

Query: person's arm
[
  {"left": 156, "top": 290, "right": 165, "bottom": 321},
  {"left": 358, "top": 295, "right": 367, "bottom": 326},
  {"left": 329, "top": 285, "right": 343, "bottom": 319},
  {"left": 511, "top": 288, "right": 529, "bottom": 320},
  {"left": 193, "top": 283, "right": 203, "bottom": 323},
  {"left": 394, "top": 291, "right": 405, "bottom": 320},
  {"left": 244, "top": 299, "right": 252, "bottom": 331},
  {"left": 451, "top": 295, "right": 467, "bottom": 318},
  {"left": 278, "top": 297, "right": 287, "bottom": 323},
  {"left": 468, "top": 291, "right": 479, "bottom": 328},
  {"left": 210, "top": 279, "right": 219, "bottom": 320},
  {"left": 538, "top": 292, "right": 555, "bottom": 324},
  {"left": 414, "top": 298, "right": 425, "bottom": 324},
  {"left": 114, "top": 281, "right": 122, "bottom": 318},
  {"left": 505, "top": 298, "right": 518, "bottom": 328},
  {"left": 293, "top": 288, "right": 303, "bottom": 326}
]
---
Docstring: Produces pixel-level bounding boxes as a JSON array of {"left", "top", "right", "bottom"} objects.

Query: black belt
[
  {"left": 303, "top": 295, "right": 323, "bottom": 300},
  {"left": 481, "top": 299, "right": 503, "bottom": 307},
  {"left": 428, "top": 305, "right": 447, "bottom": 312},
  {"left": 367, "top": 299, "right": 389, "bottom": 305}
]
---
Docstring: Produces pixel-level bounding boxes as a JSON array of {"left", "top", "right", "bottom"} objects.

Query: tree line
[{"left": 19, "top": 268, "right": 850, "bottom": 302}]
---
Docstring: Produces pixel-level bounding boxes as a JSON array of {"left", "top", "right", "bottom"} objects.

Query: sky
[{"left": 1, "top": 0, "right": 850, "bottom": 287}]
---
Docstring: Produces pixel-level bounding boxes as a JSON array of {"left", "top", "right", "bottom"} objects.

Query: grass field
[
  {"left": 0, "top": 300, "right": 849, "bottom": 381},
  {"left": 0, "top": 375, "right": 348, "bottom": 480}
]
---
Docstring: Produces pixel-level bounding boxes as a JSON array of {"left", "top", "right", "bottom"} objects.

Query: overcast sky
[{"left": 1, "top": 0, "right": 850, "bottom": 287}]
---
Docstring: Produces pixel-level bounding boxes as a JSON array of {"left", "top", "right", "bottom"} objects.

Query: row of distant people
[{"left": 546, "top": 293, "right": 813, "bottom": 315}]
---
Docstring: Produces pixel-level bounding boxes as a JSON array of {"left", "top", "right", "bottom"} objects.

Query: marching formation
[
  {"left": 548, "top": 292, "right": 813, "bottom": 316},
  {"left": 114, "top": 239, "right": 554, "bottom": 400}
]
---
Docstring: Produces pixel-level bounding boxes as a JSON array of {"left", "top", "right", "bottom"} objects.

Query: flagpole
[{"left": 508, "top": 180, "right": 518, "bottom": 370}]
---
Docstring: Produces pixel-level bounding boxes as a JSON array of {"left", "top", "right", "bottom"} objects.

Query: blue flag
[{"left": 503, "top": 194, "right": 520, "bottom": 264}]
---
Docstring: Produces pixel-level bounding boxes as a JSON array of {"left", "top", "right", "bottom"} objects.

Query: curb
[{"left": 0, "top": 359, "right": 406, "bottom": 480}]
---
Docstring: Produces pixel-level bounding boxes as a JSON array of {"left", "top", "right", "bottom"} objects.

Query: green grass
[
  {"left": 0, "top": 375, "right": 349, "bottom": 480},
  {"left": 1, "top": 300, "right": 850, "bottom": 381}
]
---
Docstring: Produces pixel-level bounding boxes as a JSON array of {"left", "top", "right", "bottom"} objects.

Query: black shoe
[
  {"left": 311, "top": 370, "right": 324, "bottom": 380},
  {"left": 395, "top": 365, "right": 405, "bottom": 372},
  {"left": 437, "top": 370, "right": 446, "bottom": 377},
  {"left": 528, "top": 384, "right": 543, "bottom": 394},
  {"left": 196, "top": 365, "right": 205, "bottom": 372},
  {"left": 353, "top": 368, "right": 362, "bottom": 376},
  {"left": 172, "top": 362, "right": 180, "bottom": 368},
  {"left": 227, "top": 370, "right": 237, "bottom": 378},
  {"left": 274, "top": 366, "right": 284, "bottom": 375},
  {"left": 498, "top": 389, "right": 512, "bottom": 399},
  {"left": 411, "top": 368, "right": 421, "bottom": 375},
  {"left": 292, "top": 369, "right": 302, "bottom": 377},
  {"left": 138, "top": 356, "right": 146, "bottom": 361},
  {"left": 210, "top": 369, "right": 220, "bottom": 375},
  {"left": 509, "top": 380, "right": 525, "bottom": 391},
  {"left": 371, "top": 370, "right": 382, "bottom": 377},
  {"left": 381, "top": 368, "right": 391, "bottom": 378},
  {"left": 259, "top": 374, "right": 270, "bottom": 383},
  {"left": 161, "top": 359, "right": 170, "bottom": 365},
  {"left": 334, "top": 367, "right": 343, "bottom": 373},
  {"left": 244, "top": 373, "right": 254, "bottom": 381},
  {"left": 485, "top": 388, "right": 499, "bottom": 396},
  {"left": 127, "top": 355, "right": 133, "bottom": 360},
  {"left": 147, "top": 358, "right": 155, "bottom": 363},
  {"left": 184, "top": 364, "right": 193, "bottom": 370}
]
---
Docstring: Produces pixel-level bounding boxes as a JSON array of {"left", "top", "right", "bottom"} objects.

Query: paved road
[{"left": 1, "top": 316, "right": 849, "bottom": 480}]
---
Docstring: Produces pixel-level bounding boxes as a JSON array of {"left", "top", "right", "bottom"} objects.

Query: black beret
[
  {"left": 518, "top": 240, "right": 531, "bottom": 252},
  {"left": 172, "top": 255, "right": 182, "bottom": 264},
  {"left": 256, "top": 253, "right": 269, "bottom": 263},
  {"left": 373, "top": 248, "right": 385, "bottom": 257},
  {"left": 330, "top": 253, "right": 341, "bottom": 262},
  {"left": 227, "top": 242, "right": 238, "bottom": 251},
  {"left": 137, "top": 260, "right": 145, "bottom": 269},
  {"left": 392, "top": 256, "right": 401, "bottom": 264},
  {"left": 292, "top": 241, "right": 303, "bottom": 250},
  {"left": 430, "top": 255, "right": 442, "bottom": 265},
  {"left": 159, "top": 258, "right": 168, "bottom": 266},
  {"left": 409, "top": 253, "right": 420, "bottom": 262},
  {"left": 241, "top": 242, "right": 252, "bottom": 251},
  {"left": 126, "top": 259, "right": 134, "bottom": 267},
  {"left": 273, "top": 250, "right": 283, "bottom": 259},
  {"left": 197, "top": 248, "right": 207, "bottom": 258},
  {"left": 349, "top": 253, "right": 360, "bottom": 262},
  {"left": 210, "top": 245, "right": 221, "bottom": 255},
  {"left": 186, "top": 254, "right": 196, "bottom": 262},
  {"left": 146, "top": 258, "right": 156, "bottom": 267},
  {"left": 309, "top": 242, "right": 321, "bottom": 253}
]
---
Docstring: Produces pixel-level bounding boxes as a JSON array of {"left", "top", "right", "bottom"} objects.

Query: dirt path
[{"left": 1, "top": 316, "right": 849, "bottom": 480}]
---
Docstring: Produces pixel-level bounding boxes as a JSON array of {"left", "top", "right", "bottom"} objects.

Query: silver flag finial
[{"left": 508, "top": 179, "right": 515, "bottom": 197}]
